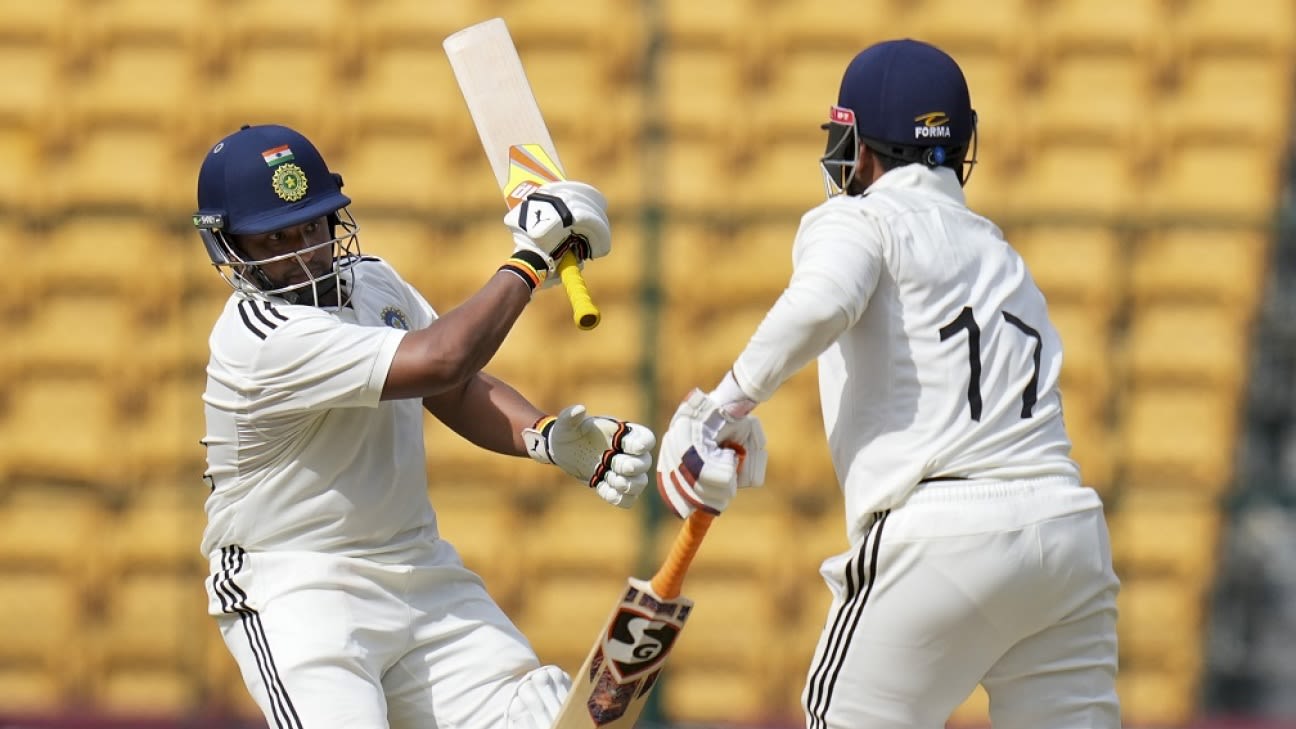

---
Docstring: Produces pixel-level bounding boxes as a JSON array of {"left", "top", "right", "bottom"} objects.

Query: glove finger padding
[
  {"left": 717, "top": 416, "right": 768, "bottom": 489},
  {"left": 523, "top": 404, "right": 657, "bottom": 509}
]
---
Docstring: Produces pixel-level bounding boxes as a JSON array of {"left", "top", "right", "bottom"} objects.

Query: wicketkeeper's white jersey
[
  {"left": 731, "top": 165, "right": 1080, "bottom": 543},
  {"left": 199, "top": 257, "right": 439, "bottom": 558}
]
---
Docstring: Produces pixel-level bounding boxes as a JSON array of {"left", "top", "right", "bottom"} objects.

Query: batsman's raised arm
[{"left": 380, "top": 179, "right": 612, "bottom": 401}]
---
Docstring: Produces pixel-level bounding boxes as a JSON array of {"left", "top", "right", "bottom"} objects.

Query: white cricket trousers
[
  {"left": 205, "top": 536, "right": 542, "bottom": 729},
  {"left": 802, "top": 478, "right": 1121, "bottom": 729}
]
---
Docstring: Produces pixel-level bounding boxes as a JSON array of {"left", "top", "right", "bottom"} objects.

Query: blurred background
[{"left": 0, "top": 0, "right": 1293, "bottom": 727}]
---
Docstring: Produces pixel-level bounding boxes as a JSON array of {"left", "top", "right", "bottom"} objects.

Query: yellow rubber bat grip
[
  {"left": 557, "top": 250, "right": 599, "bottom": 330},
  {"left": 650, "top": 511, "right": 714, "bottom": 600}
]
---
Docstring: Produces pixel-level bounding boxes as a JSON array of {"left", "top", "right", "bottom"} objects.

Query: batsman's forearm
[
  {"left": 381, "top": 272, "right": 532, "bottom": 400},
  {"left": 424, "top": 372, "right": 544, "bottom": 456}
]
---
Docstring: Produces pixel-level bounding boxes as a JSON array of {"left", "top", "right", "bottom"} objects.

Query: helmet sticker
[
  {"left": 913, "top": 112, "right": 952, "bottom": 139},
  {"left": 271, "top": 163, "right": 308, "bottom": 202},
  {"left": 262, "top": 144, "right": 295, "bottom": 167}
]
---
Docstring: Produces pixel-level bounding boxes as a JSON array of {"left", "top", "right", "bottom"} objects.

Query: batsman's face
[{"left": 232, "top": 216, "right": 332, "bottom": 288}]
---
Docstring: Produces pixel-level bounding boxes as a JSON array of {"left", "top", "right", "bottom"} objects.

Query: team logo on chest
[{"left": 381, "top": 306, "right": 410, "bottom": 330}]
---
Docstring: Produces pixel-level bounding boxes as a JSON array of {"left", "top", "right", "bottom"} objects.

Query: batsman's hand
[
  {"left": 504, "top": 181, "right": 611, "bottom": 288},
  {"left": 657, "top": 389, "right": 769, "bottom": 518},
  {"left": 524, "top": 404, "right": 656, "bottom": 508}
]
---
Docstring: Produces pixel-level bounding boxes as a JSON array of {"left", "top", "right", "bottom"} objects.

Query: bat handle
[
  {"left": 557, "top": 250, "right": 600, "bottom": 330},
  {"left": 650, "top": 511, "right": 715, "bottom": 600}
]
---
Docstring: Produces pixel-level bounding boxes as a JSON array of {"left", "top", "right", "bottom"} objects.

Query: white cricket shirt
[
  {"left": 731, "top": 165, "right": 1081, "bottom": 542},
  {"left": 199, "top": 257, "right": 438, "bottom": 557}
]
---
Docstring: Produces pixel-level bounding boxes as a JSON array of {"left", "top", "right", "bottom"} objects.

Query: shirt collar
[{"left": 866, "top": 163, "right": 966, "bottom": 205}]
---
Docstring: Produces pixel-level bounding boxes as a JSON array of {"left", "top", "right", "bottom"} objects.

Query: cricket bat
[
  {"left": 550, "top": 511, "right": 715, "bottom": 728},
  {"left": 443, "top": 17, "right": 601, "bottom": 330}
]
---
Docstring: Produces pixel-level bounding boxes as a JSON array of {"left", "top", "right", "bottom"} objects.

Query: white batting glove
[
  {"left": 503, "top": 181, "right": 610, "bottom": 289},
  {"left": 524, "top": 404, "right": 656, "bottom": 508},
  {"left": 656, "top": 390, "right": 768, "bottom": 518}
]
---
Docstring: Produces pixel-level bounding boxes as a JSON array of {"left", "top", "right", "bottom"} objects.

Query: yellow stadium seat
[
  {"left": 356, "top": 0, "right": 498, "bottom": 48},
  {"left": 82, "top": 0, "right": 221, "bottom": 69},
  {"left": 0, "top": 126, "right": 41, "bottom": 215},
  {"left": 0, "top": 0, "right": 73, "bottom": 43},
  {"left": 1028, "top": 54, "right": 1152, "bottom": 148},
  {"left": 908, "top": 0, "right": 1033, "bottom": 58},
  {"left": 662, "top": 663, "right": 780, "bottom": 725},
  {"left": 353, "top": 216, "right": 435, "bottom": 274},
  {"left": 8, "top": 291, "right": 148, "bottom": 379},
  {"left": 0, "top": 666, "right": 67, "bottom": 713},
  {"left": 962, "top": 144, "right": 1022, "bottom": 218},
  {"left": 959, "top": 48, "right": 1025, "bottom": 153},
  {"left": 49, "top": 127, "right": 184, "bottom": 213},
  {"left": 66, "top": 43, "right": 199, "bottom": 139},
  {"left": 104, "top": 488, "right": 206, "bottom": 576},
  {"left": 752, "top": 50, "right": 849, "bottom": 142},
  {"left": 0, "top": 486, "right": 105, "bottom": 577},
  {"left": 751, "top": 383, "right": 837, "bottom": 499},
  {"left": 1118, "top": 576, "right": 1205, "bottom": 670},
  {"left": 35, "top": 215, "right": 183, "bottom": 310},
  {"left": 212, "top": 44, "right": 341, "bottom": 147},
  {"left": 949, "top": 684, "right": 991, "bottom": 728},
  {"left": 1016, "top": 142, "right": 1140, "bottom": 218},
  {"left": 546, "top": 299, "right": 644, "bottom": 383},
  {"left": 1123, "top": 303, "right": 1250, "bottom": 393},
  {"left": 425, "top": 486, "right": 522, "bottom": 603},
  {"left": 513, "top": 573, "right": 633, "bottom": 672},
  {"left": 0, "top": 375, "right": 124, "bottom": 484},
  {"left": 346, "top": 45, "right": 469, "bottom": 140},
  {"left": 499, "top": 0, "right": 643, "bottom": 74},
  {"left": 90, "top": 667, "right": 205, "bottom": 717},
  {"left": 1130, "top": 228, "right": 1269, "bottom": 311},
  {"left": 1037, "top": 0, "right": 1167, "bottom": 60},
  {"left": 92, "top": 572, "right": 210, "bottom": 674},
  {"left": 763, "top": 0, "right": 895, "bottom": 53},
  {"left": 1109, "top": 492, "right": 1221, "bottom": 588},
  {"left": 122, "top": 377, "right": 209, "bottom": 485},
  {"left": 340, "top": 129, "right": 462, "bottom": 214},
  {"left": 1172, "top": 0, "right": 1295, "bottom": 60},
  {"left": 657, "top": 301, "right": 770, "bottom": 397},
  {"left": 519, "top": 488, "right": 643, "bottom": 577},
  {"left": 1120, "top": 386, "right": 1238, "bottom": 492},
  {"left": 660, "top": 139, "right": 741, "bottom": 215},
  {"left": 1066, "top": 407, "right": 1116, "bottom": 496},
  {"left": 1145, "top": 141, "right": 1279, "bottom": 222},
  {"left": 1117, "top": 667, "right": 1197, "bottom": 728},
  {"left": 520, "top": 48, "right": 633, "bottom": 155},
  {"left": 0, "top": 41, "right": 65, "bottom": 129},
  {"left": 0, "top": 571, "right": 85, "bottom": 676},
  {"left": 741, "top": 134, "right": 829, "bottom": 213},
  {"left": 1159, "top": 56, "right": 1294, "bottom": 147},
  {"left": 1012, "top": 224, "right": 1124, "bottom": 313},
  {"left": 666, "top": 577, "right": 781, "bottom": 673},
  {"left": 1048, "top": 301, "right": 1114, "bottom": 403},
  {"left": 658, "top": 46, "right": 750, "bottom": 141},
  {"left": 228, "top": 0, "right": 350, "bottom": 47},
  {"left": 660, "top": 0, "right": 759, "bottom": 50}
]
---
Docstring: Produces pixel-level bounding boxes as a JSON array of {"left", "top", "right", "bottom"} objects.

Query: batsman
[
  {"left": 192, "top": 123, "right": 656, "bottom": 729},
  {"left": 657, "top": 39, "right": 1121, "bottom": 729}
]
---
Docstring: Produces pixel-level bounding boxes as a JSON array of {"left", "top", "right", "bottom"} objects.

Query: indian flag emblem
[{"left": 262, "top": 145, "right": 294, "bottom": 167}]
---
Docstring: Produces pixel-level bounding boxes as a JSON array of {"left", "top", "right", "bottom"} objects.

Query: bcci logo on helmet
[{"left": 913, "top": 111, "right": 952, "bottom": 139}]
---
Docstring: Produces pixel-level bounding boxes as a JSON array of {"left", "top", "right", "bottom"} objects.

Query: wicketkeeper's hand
[
  {"left": 656, "top": 389, "right": 768, "bottom": 518},
  {"left": 502, "top": 181, "right": 610, "bottom": 289},
  {"left": 524, "top": 404, "right": 656, "bottom": 508}
]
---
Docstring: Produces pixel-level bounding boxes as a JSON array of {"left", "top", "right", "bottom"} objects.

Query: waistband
[{"left": 904, "top": 475, "right": 1086, "bottom": 505}]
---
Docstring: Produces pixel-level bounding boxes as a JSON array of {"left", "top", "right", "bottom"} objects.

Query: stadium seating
[{"left": 0, "top": 0, "right": 1289, "bottom": 723}]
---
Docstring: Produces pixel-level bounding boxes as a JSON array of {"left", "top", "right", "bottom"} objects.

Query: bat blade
[
  {"left": 552, "top": 512, "right": 715, "bottom": 728},
  {"left": 553, "top": 579, "right": 694, "bottom": 729},
  {"left": 443, "top": 17, "right": 599, "bottom": 330}
]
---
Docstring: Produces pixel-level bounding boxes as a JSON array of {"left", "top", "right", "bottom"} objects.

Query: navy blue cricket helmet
[
  {"left": 821, "top": 39, "right": 978, "bottom": 196},
  {"left": 193, "top": 124, "right": 362, "bottom": 306}
]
